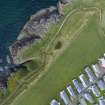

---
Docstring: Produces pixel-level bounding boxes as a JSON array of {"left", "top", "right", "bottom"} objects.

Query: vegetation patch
[
  {"left": 54, "top": 41, "right": 62, "bottom": 50},
  {"left": 6, "top": 0, "right": 105, "bottom": 105}
]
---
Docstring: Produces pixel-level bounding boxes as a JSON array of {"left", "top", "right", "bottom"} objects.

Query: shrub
[{"left": 55, "top": 41, "right": 62, "bottom": 49}]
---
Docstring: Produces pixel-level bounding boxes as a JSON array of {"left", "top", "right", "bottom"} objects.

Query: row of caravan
[{"left": 50, "top": 54, "right": 105, "bottom": 105}]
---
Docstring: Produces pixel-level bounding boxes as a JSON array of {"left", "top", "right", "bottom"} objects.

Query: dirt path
[{"left": 10, "top": 7, "right": 100, "bottom": 105}]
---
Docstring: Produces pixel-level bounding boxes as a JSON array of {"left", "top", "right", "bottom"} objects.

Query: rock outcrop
[
  {"left": 60, "top": 0, "right": 71, "bottom": 4},
  {"left": 18, "top": 6, "right": 59, "bottom": 40},
  {"left": 10, "top": 6, "right": 60, "bottom": 61},
  {"left": 10, "top": 0, "right": 70, "bottom": 63}
]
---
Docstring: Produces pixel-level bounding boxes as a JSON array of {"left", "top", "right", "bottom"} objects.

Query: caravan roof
[
  {"left": 85, "top": 67, "right": 96, "bottom": 83},
  {"left": 90, "top": 84, "right": 101, "bottom": 97},
  {"left": 97, "top": 79, "right": 105, "bottom": 91},
  {"left": 50, "top": 99, "right": 60, "bottom": 105},
  {"left": 79, "top": 98, "right": 87, "bottom": 105},
  {"left": 91, "top": 64, "right": 102, "bottom": 78},
  {"left": 60, "top": 90, "right": 70, "bottom": 105},
  {"left": 98, "top": 58, "right": 105, "bottom": 68},
  {"left": 72, "top": 79, "right": 84, "bottom": 93},
  {"left": 79, "top": 74, "right": 89, "bottom": 88},
  {"left": 98, "top": 96, "right": 105, "bottom": 105},
  {"left": 84, "top": 93, "right": 94, "bottom": 104},
  {"left": 67, "top": 85, "right": 76, "bottom": 97}
]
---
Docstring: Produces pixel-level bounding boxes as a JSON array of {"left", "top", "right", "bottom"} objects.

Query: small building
[
  {"left": 72, "top": 79, "right": 84, "bottom": 94},
  {"left": 98, "top": 58, "right": 105, "bottom": 69},
  {"left": 67, "top": 85, "right": 76, "bottom": 97},
  {"left": 103, "top": 75, "right": 105, "bottom": 82},
  {"left": 97, "top": 79, "right": 105, "bottom": 91},
  {"left": 79, "top": 98, "right": 87, "bottom": 105},
  {"left": 98, "top": 96, "right": 105, "bottom": 105},
  {"left": 50, "top": 99, "right": 60, "bottom": 105},
  {"left": 85, "top": 66, "right": 97, "bottom": 83},
  {"left": 104, "top": 53, "right": 105, "bottom": 57},
  {"left": 91, "top": 64, "right": 103, "bottom": 78},
  {"left": 90, "top": 84, "right": 101, "bottom": 97},
  {"left": 60, "top": 90, "right": 71, "bottom": 105},
  {"left": 79, "top": 74, "right": 90, "bottom": 88},
  {"left": 83, "top": 93, "right": 94, "bottom": 104}
]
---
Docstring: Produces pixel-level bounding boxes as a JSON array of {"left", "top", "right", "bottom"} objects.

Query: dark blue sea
[{"left": 0, "top": 0, "right": 58, "bottom": 65}]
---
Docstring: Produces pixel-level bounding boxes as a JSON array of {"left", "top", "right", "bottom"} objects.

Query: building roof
[
  {"left": 98, "top": 96, "right": 105, "bottom": 105},
  {"left": 90, "top": 84, "right": 101, "bottom": 97},
  {"left": 50, "top": 99, "right": 60, "bottom": 105},
  {"left": 97, "top": 79, "right": 105, "bottom": 91},
  {"left": 84, "top": 93, "right": 94, "bottom": 104},
  {"left": 60, "top": 90, "right": 70, "bottom": 105},
  {"left": 79, "top": 74, "right": 89, "bottom": 88},
  {"left": 79, "top": 98, "right": 87, "bottom": 105},
  {"left": 67, "top": 85, "right": 76, "bottom": 97},
  {"left": 103, "top": 76, "right": 105, "bottom": 82},
  {"left": 91, "top": 64, "right": 102, "bottom": 78},
  {"left": 98, "top": 58, "right": 105, "bottom": 68},
  {"left": 72, "top": 79, "right": 84, "bottom": 93},
  {"left": 85, "top": 66, "right": 96, "bottom": 83}
]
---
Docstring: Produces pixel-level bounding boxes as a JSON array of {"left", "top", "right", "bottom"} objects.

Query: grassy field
[{"left": 10, "top": 1, "right": 105, "bottom": 105}]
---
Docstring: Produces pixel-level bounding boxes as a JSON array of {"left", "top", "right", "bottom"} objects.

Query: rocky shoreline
[
  {"left": 9, "top": 0, "right": 70, "bottom": 63},
  {"left": 0, "top": 0, "right": 71, "bottom": 98}
]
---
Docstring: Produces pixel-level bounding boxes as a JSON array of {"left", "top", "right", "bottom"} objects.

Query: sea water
[{"left": 0, "top": 0, "right": 58, "bottom": 65}]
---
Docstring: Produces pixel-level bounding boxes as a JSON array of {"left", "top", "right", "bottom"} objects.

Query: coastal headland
[{"left": 9, "top": 0, "right": 70, "bottom": 64}]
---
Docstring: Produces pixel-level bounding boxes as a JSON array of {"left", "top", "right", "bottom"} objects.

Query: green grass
[
  {"left": 9, "top": 0, "right": 105, "bottom": 105},
  {"left": 15, "top": 1, "right": 77, "bottom": 62},
  {"left": 11, "top": 4, "right": 105, "bottom": 105},
  {"left": 16, "top": 0, "right": 105, "bottom": 62}
]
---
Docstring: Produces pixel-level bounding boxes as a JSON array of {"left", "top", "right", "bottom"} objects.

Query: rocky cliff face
[
  {"left": 21, "top": 6, "right": 59, "bottom": 38},
  {"left": 10, "top": 6, "right": 60, "bottom": 61},
  {"left": 10, "top": 0, "right": 70, "bottom": 63}
]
